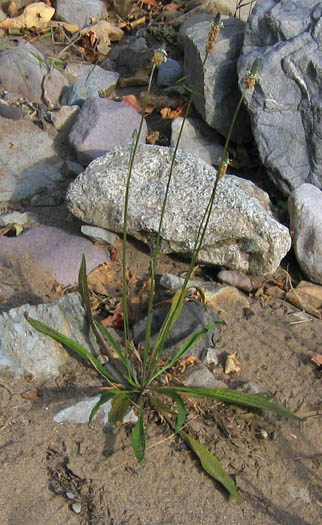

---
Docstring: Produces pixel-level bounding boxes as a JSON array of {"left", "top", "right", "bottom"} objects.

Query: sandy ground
[{"left": 0, "top": 239, "right": 321, "bottom": 525}]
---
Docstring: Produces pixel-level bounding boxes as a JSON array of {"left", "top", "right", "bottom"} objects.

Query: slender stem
[
  {"left": 144, "top": 53, "right": 209, "bottom": 383},
  {"left": 122, "top": 64, "right": 156, "bottom": 379}
]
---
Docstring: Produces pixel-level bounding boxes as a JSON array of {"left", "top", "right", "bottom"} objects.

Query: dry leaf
[
  {"left": 122, "top": 94, "right": 142, "bottom": 113},
  {"left": 224, "top": 353, "right": 241, "bottom": 374},
  {"left": 118, "top": 66, "right": 151, "bottom": 87},
  {"left": 311, "top": 354, "right": 322, "bottom": 368},
  {"left": 51, "top": 20, "right": 80, "bottom": 34},
  {"left": 0, "top": 2, "right": 55, "bottom": 30},
  {"left": 160, "top": 105, "right": 186, "bottom": 120},
  {"left": 7, "top": 0, "right": 19, "bottom": 18},
  {"left": 21, "top": 388, "right": 39, "bottom": 401}
]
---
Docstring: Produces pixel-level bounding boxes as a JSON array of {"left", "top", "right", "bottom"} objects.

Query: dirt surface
[
  {"left": 0, "top": 251, "right": 321, "bottom": 524},
  {"left": 0, "top": 1, "right": 321, "bottom": 523}
]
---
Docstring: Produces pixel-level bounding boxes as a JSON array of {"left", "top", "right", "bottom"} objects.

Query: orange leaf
[
  {"left": 312, "top": 354, "right": 322, "bottom": 367},
  {"left": 101, "top": 312, "right": 124, "bottom": 328},
  {"left": 160, "top": 105, "right": 186, "bottom": 120},
  {"left": 122, "top": 94, "right": 142, "bottom": 113}
]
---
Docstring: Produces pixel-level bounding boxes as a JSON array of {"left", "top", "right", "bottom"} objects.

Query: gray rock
[
  {"left": 0, "top": 293, "right": 95, "bottom": 378},
  {"left": 69, "top": 98, "right": 148, "bottom": 165},
  {"left": 0, "top": 211, "right": 37, "bottom": 227},
  {"left": 0, "top": 117, "right": 67, "bottom": 203},
  {"left": 183, "top": 18, "right": 251, "bottom": 143},
  {"left": 288, "top": 183, "right": 322, "bottom": 284},
  {"left": 66, "top": 144, "right": 291, "bottom": 275},
  {"left": 0, "top": 225, "right": 110, "bottom": 286},
  {"left": 238, "top": 0, "right": 322, "bottom": 195},
  {"left": 181, "top": 363, "right": 226, "bottom": 388},
  {"left": 0, "top": 101, "right": 23, "bottom": 120},
  {"left": 60, "top": 65, "right": 119, "bottom": 107},
  {"left": 157, "top": 58, "right": 182, "bottom": 87},
  {"left": 171, "top": 117, "right": 224, "bottom": 166},
  {"left": 132, "top": 301, "right": 221, "bottom": 361},
  {"left": 116, "top": 46, "right": 152, "bottom": 76},
  {"left": 201, "top": 347, "right": 219, "bottom": 366},
  {"left": 55, "top": 0, "right": 107, "bottom": 28},
  {"left": 81, "top": 225, "right": 118, "bottom": 245},
  {"left": 53, "top": 395, "right": 138, "bottom": 425},
  {"left": 178, "top": 12, "right": 215, "bottom": 49},
  {"left": 0, "top": 41, "right": 65, "bottom": 104}
]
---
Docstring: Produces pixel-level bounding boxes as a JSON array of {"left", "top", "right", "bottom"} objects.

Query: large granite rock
[
  {"left": 66, "top": 144, "right": 291, "bottom": 275},
  {"left": 183, "top": 17, "right": 251, "bottom": 144},
  {"left": 55, "top": 0, "right": 107, "bottom": 28},
  {"left": 238, "top": 0, "right": 322, "bottom": 195},
  {"left": 289, "top": 184, "right": 322, "bottom": 285}
]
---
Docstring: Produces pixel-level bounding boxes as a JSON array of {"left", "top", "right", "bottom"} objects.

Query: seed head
[
  {"left": 244, "top": 58, "right": 260, "bottom": 90},
  {"left": 205, "top": 13, "right": 223, "bottom": 54},
  {"left": 217, "top": 152, "right": 229, "bottom": 179},
  {"left": 152, "top": 48, "right": 168, "bottom": 67}
]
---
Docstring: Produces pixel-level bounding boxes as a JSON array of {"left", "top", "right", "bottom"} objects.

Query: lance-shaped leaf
[
  {"left": 169, "top": 387, "right": 301, "bottom": 421},
  {"left": 180, "top": 430, "right": 242, "bottom": 503},
  {"left": 25, "top": 314, "right": 119, "bottom": 384},
  {"left": 108, "top": 394, "right": 130, "bottom": 425},
  {"left": 131, "top": 413, "right": 146, "bottom": 462}
]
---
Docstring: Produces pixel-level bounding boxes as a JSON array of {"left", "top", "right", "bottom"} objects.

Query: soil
[{"left": 0, "top": 1, "right": 321, "bottom": 523}]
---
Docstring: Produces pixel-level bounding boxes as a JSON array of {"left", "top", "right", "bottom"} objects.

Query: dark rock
[{"left": 132, "top": 301, "right": 221, "bottom": 360}]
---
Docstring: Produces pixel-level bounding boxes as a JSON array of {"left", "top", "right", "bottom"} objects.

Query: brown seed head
[
  {"left": 244, "top": 58, "right": 260, "bottom": 90},
  {"left": 152, "top": 49, "right": 168, "bottom": 67},
  {"left": 205, "top": 13, "right": 223, "bottom": 54}
]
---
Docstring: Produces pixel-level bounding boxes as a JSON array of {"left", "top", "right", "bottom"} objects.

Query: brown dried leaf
[
  {"left": 0, "top": 2, "right": 55, "bottom": 30},
  {"left": 311, "top": 354, "right": 322, "bottom": 368},
  {"left": 160, "top": 105, "right": 187, "bottom": 120}
]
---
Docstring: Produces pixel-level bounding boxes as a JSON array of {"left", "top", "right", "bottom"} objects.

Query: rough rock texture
[
  {"left": 171, "top": 117, "right": 224, "bottom": 166},
  {"left": 0, "top": 293, "right": 95, "bottom": 378},
  {"left": 0, "top": 116, "right": 67, "bottom": 203},
  {"left": 0, "top": 225, "right": 110, "bottom": 286},
  {"left": 183, "top": 18, "right": 251, "bottom": 143},
  {"left": 55, "top": 0, "right": 107, "bottom": 28},
  {"left": 238, "top": 0, "right": 322, "bottom": 195},
  {"left": 60, "top": 65, "right": 119, "bottom": 107},
  {"left": 289, "top": 184, "right": 322, "bottom": 284},
  {"left": 132, "top": 301, "right": 221, "bottom": 361},
  {"left": 0, "top": 41, "right": 66, "bottom": 104},
  {"left": 69, "top": 97, "right": 148, "bottom": 165},
  {"left": 66, "top": 144, "right": 291, "bottom": 275}
]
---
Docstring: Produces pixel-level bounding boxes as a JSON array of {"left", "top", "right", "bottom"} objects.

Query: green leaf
[
  {"left": 131, "top": 413, "right": 146, "bottom": 462},
  {"left": 148, "top": 320, "right": 223, "bottom": 384},
  {"left": 108, "top": 394, "right": 130, "bottom": 425},
  {"left": 150, "top": 388, "right": 186, "bottom": 433},
  {"left": 180, "top": 430, "right": 242, "bottom": 503},
  {"left": 25, "top": 314, "right": 119, "bottom": 384},
  {"left": 170, "top": 387, "right": 301, "bottom": 421},
  {"left": 89, "top": 391, "right": 117, "bottom": 424}
]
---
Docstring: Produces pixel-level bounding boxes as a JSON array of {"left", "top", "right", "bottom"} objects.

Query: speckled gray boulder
[
  {"left": 55, "top": 0, "right": 107, "bottom": 28},
  {"left": 183, "top": 18, "right": 251, "bottom": 143},
  {"left": 289, "top": 184, "right": 322, "bottom": 284},
  {"left": 69, "top": 97, "right": 148, "bottom": 165},
  {"left": 66, "top": 144, "right": 291, "bottom": 275},
  {"left": 238, "top": 0, "right": 322, "bottom": 195}
]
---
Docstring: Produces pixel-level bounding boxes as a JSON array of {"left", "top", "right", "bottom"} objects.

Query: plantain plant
[{"left": 26, "top": 15, "right": 300, "bottom": 502}]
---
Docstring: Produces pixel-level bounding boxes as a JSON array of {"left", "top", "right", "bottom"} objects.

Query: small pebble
[
  {"left": 72, "top": 502, "right": 82, "bottom": 514},
  {"left": 202, "top": 347, "right": 219, "bottom": 366},
  {"left": 66, "top": 492, "right": 75, "bottom": 500}
]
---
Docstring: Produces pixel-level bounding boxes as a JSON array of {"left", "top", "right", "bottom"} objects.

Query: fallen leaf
[
  {"left": 311, "top": 354, "right": 322, "bottom": 368},
  {"left": 286, "top": 281, "right": 322, "bottom": 319},
  {"left": 160, "top": 105, "right": 186, "bottom": 120},
  {"left": 50, "top": 20, "right": 80, "bottom": 34},
  {"left": 0, "top": 2, "right": 55, "bottom": 30},
  {"left": 122, "top": 94, "right": 142, "bottom": 113},
  {"left": 21, "top": 388, "right": 39, "bottom": 401},
  {"left": 118, "top": 66, "right": 151, "bottom": 87},
  {"left": 7, "top": 0, "right": 19, "bottom": 18},
  {"left": 224, "top": 353, "right": 241, "bottom": 374}
]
